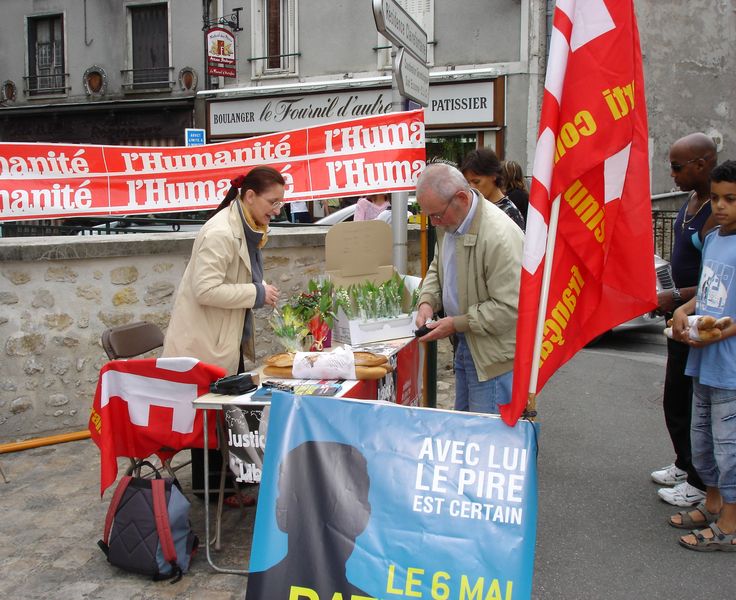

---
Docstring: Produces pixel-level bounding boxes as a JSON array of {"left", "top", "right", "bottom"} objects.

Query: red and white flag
[
  {"left": 89, "top": 357, "right": 225, "bottom": 495},
  {"left": 503, "top": 0, "right": 656, "bottom": 426}
]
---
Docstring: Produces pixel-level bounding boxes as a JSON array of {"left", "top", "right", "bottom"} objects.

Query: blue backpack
[{"left": 98, "top": 467, "right": 198, "bottom": 582}]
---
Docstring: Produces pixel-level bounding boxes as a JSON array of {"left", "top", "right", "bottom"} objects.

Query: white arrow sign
[
  {"left": 372, "top": 0, "right": 427, "bottom": 64},
  {"left": 395, "top": 47, "right": 429, "bottom": 107}
]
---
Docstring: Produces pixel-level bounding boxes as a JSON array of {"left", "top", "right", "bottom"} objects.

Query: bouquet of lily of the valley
[
  {"left": 268, "top": 304, "right": 309, "bottom": 353},
  {"left": 335, "top": 273, "right": 417, "bottom": 322}
]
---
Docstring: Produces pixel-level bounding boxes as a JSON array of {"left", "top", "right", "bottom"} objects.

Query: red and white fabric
[
  {"left": 505, "top": 0, "right": 656, "bottom": 426},
  {"left": 89, "top": 357, "right": 225, "bottom": 495}
]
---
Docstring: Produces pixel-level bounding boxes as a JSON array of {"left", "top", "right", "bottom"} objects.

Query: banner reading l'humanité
[{"left": 0, "top": 110, "right": 425, "bottom": 222}]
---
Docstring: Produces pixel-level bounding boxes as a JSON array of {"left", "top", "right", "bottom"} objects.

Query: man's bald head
[
  {"left": 669, "top": 133, "right": 717, "bottom": 191},
  {"left": 670, "top": 133, "right": 717, "bottom": 165}
]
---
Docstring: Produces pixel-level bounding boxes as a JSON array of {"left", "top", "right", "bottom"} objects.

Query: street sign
[
  {"left": 185, "top": 128, "right": 206, "bottom": 146},
  {"left": 372, "top": 0, "right": 427, "bottom": 64},
  {"left": 395, "top": 47, "right": 429, "bottom": 107}
]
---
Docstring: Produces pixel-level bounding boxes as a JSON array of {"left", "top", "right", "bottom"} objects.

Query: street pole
[{"left": 390, "top": 43, "right": 409, "bottom": 274}]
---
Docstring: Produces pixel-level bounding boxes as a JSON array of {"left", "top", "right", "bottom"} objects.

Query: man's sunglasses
[{"left": 670, "top": 157, "right": 705, "bottom": 172}]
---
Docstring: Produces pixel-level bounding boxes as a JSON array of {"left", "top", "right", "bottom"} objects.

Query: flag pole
[{"left": 525, "top": 195, "right": 561, "bottom": 419}]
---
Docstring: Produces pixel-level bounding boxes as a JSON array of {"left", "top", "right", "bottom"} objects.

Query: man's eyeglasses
[
  {"left": 266, "top": 199, "right": 284, "bottom": 211},
  {"left": 426, "top": 195, "right": 457, "bottom": 222},
  {"left": 670, "top": 157, "right": 705, "bottom": 172}
]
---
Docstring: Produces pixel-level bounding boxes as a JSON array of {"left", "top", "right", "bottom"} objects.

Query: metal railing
[
  {"left": 2, "top": 209, "right": 682, "bottom": 257},
  {"left": 0, "top": 215, "right": 208, "bottom": 237},
  {"left": 652, "top": 210, "right": 677, "bottom": 261},
  {"left": 23, "top": 73, "right": 70, "bottom": 96},
  {"left": 120, "top": 67, "right": 174, "bottom": 91}
]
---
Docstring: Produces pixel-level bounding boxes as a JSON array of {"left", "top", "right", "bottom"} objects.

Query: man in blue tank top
[{"left": 651, "top": 133, "right": 718, "bottom": 506}]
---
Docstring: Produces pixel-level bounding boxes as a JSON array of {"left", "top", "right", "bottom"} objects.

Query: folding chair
[
  {"left": 101, "top": 321, "right": 164, "bottom": 360},
  {"left": 99, "top": 321, "right": 186, "bottom": 479}
]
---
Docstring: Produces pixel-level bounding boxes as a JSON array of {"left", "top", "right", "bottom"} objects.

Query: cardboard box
[{"left": 326, "top": 220, "right": 419, "bottom": 346}]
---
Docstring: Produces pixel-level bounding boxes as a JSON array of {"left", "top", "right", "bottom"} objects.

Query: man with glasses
[
  {"left": 651, "top": 133, "right": 718, "bottom": 507},
  {"left": 414, "top": 162, "right": 523, "bottom": 414}
]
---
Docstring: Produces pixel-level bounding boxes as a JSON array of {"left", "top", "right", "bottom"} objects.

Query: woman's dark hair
[
  {"left": 502, "top": 160, "right": 527, "bottom": 192},
  {"left": 460, "top": 148, "right": 505, "bottom": 190},
  {"left": 711, "top": 160, "right": 736, "bottom": 184},
  {"left": 210, "top": 166, "right": 286, "bottom": 219}
]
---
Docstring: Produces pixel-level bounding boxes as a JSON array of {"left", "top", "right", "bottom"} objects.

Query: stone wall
[{"left": 0, "top": 227, "right": 422, "bottom": 441}]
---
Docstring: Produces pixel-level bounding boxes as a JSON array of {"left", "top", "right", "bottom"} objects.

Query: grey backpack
[{"left": 98, "top": 467, "right": 198, "bottom": 582}]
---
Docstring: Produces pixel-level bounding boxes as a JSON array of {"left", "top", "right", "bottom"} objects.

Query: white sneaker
[
  {"left": 651, "top": 463, "right": 687, "bottom": 486},
  {"left": 657, "top": 482, "right": 706, "bottom": 507}
]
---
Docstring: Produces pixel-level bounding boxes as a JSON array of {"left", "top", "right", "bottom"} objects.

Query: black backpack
[{"left": 98, "top": 466, "right": 198, "bottom": 582}]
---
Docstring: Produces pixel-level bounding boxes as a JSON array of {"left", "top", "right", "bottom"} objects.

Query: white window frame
[
  {"left": 377, "top": 0, "right": 434, "bottom": 70},
  {"left": 251, "top": 0, "right": 299, "bottom": 79}
]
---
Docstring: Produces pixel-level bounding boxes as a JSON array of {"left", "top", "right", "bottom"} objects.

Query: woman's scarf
[{"left": 239, "top": 200, "right": 269, "bottom": 248}]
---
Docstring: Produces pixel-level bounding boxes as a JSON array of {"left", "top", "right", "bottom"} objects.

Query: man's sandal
[
  {"left": 679, "top": 523, "right": 736, "bottom": 552},
  {"left": 669, "top": 501, "right": 719, "bottom": 530}
]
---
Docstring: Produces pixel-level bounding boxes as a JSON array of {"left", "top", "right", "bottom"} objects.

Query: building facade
[
  {"left": 0, "top": 1, "right": 734, "bottom": 194},
  {"left": 0, "top": 0, "right": 204, "bottom": 146}
]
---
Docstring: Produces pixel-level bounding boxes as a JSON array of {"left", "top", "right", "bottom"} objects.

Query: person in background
[
  {"left": 651, "top": 132, "right": 718, "bottom": 508},
  {"left": 502, "top": 160, "right": 529, "bottom": 222},
  {"left": 355, "top": 193, "right": 390, "bottom": 221},
  {"left": 414, "top": 162, "right": 523, "bottom": 414},
  {"left": 163, "top": 166, "right": 284, "bottom": 505},
  {"left": 460, "top": 148, "right": 525, "bottom": 231},
  {"left": 668, "top": 159, "right": 736, "bottom": 551},
  {"left": 289, "top": 199, "right": 312, "bottom": 223}
]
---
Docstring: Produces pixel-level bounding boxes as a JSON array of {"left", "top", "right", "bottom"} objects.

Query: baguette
[
  {"left": 353, "top": 351, "right": 388, "bottom": 367},
  {"left": 265, "top": 353, "right": 295, "bottom": 368},
  {"left": 263, "top": 365, "right": 294, "bottom": 378},
  {"left": 355, "top": 365, "right": 392, "bottom": 380}
]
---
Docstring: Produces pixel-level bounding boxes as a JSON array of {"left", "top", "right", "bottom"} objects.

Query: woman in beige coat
[
  {"left": 163, "top": 166, "right": 284, "bottom": 500},
  {"left": 163, "top": 166, "right": 284, "bottom": 373}
]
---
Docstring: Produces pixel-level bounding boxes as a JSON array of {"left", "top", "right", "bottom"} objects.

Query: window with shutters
[
  {"left": 26, "top": 14, "right": 67, "bottom": 96},
  {"left": 251, "top": 0, "right": 298, "bottom": 77},
  {"left": 125, "top": 3, "right": 172, "bottom": 90},
  {"left": 377, "top": 0, "right": 434, "bottom": 70}
]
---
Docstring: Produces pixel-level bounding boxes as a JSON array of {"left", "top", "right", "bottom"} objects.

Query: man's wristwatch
[{"left": 672, "top": 288, "right": 682, "bottom": 303}]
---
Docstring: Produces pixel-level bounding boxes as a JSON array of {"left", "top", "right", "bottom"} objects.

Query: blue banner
[{"left": 246, "top": 393, "right": 539, "bottom": 600}]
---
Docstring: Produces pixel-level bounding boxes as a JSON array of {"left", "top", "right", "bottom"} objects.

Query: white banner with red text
[{"left": 0, "top": 110, "right": 425, "bottom": 222}]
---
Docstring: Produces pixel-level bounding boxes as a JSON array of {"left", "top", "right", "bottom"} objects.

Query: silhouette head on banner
[{"left": 245, "top": 440, "right": 373, "bottom": 600}]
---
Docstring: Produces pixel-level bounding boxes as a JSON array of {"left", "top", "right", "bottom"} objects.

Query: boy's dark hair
[{"left": 711, "top": 160, "right": 736, "bottom": 184}]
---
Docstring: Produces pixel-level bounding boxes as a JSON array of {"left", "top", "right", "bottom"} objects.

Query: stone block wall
[{"left": 0, "top": 228, "right": 422, "bottom": 441}]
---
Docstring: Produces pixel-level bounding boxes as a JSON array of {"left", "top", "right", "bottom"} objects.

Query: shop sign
[
  {"left": 209, "top": 89, "right": 394, "bottom": 137},
  {"left": 425, "top": 80, "right": 495, "bottom": 126},
  {"left": 207, "top": 27, "right": 236, "bottom": 78},
  {"left": 208, "top": 80, "right": 497, "bottom": 137}
]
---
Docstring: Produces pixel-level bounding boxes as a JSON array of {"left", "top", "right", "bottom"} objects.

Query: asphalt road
[{"left": 534, "top": 324, "right": 734, "bottom": 599}]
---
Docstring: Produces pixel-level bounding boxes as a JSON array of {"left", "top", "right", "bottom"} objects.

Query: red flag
[
  {"left": 504, "top": 0, "right": 656, "bottom": 426},
  {"left": 89, "top": 357, "right": 225, "bottom": 495}
]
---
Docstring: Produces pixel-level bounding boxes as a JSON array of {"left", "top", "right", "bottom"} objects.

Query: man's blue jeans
[{"left": 453, "top": 334, "right": 513, "bottom": 414}]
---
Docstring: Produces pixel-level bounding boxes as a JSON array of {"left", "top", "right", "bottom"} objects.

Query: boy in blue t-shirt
[{"left": 669, "top": 160, "right": 736, "bottom": 551}]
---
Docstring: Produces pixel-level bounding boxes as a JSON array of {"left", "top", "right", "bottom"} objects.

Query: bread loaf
[
  {"left": 353, "top": 352, "right": 388, "bottom": 367},
  {"left": 265, "top": 353, "right": 295, "bottom": 368},
  {"left": 263, "top": 365, "right": 294, "bottom": 378}
]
